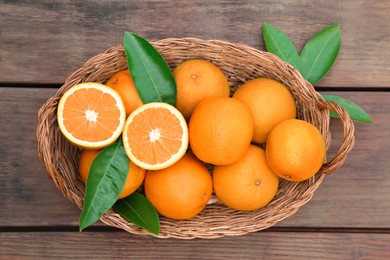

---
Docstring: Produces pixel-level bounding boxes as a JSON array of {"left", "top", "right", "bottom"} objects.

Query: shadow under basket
[{"left": 36, "top": 38, "right": 355, "bottom": 239}]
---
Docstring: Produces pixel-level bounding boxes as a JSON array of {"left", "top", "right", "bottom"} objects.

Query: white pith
[
  {"left": 85, "top": 109, "right": 98, "bottom": 122},
  {"left": 149, "top": 128, "right": 161, "bottom": 143}
]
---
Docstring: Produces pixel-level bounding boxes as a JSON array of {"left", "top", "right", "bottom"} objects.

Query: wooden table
[{"left": 1, "top": 1, "right": 389, "bottom": 258}]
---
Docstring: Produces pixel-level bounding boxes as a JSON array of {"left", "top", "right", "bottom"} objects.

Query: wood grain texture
[
  {"left": 280, "top": 91, "right": 390, "bottom": 228},
  {"left": 1, "top": 231, "right": 390, "bottom": 259},
  {"left": 0, "top": 88, "right": 388, "bottom": 229},
  {"left": 1, "top": 0, "right": 389, "bottom": 87},
  {"left": 1, "top": 1, "right": 388, "bottom": 257},
  {"left": 0, "top": 88, "right": 81, "bottom": 226}
]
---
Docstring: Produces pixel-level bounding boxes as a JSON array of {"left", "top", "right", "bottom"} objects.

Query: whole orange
[
  {"left": 106, "top": 69, "right": 143, "bottom": 116},
  {"left": 233, "top": 78, "right": 296, "bottom": 144},
  {"left": 144, "top": 153, "right": 212, "bottom": 220},
  {"left": 172, "top": 59, "right": 230, "bottom": 120},
  {"left": 189, "top": 96, "right": 254, "bottom": 165},
  {"left": 213, "top": 145, "right": 279, "bottom": 211},
  {"left": 265, "top": 119, "right": 326, "bottom": 182},
  {"left": 78, "top": 149, "right": 146, "bottom": 199}
]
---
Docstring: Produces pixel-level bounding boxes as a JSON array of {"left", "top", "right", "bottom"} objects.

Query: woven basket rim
[{"left": 36, "top": 37, "right": 355, "bottom": 239}]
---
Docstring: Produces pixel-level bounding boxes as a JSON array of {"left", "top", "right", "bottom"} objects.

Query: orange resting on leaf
[
  {"left": 78, "top": 149, "right": 146, "bottom": 199},
  {"left": 122, "top": 102, "right": 188, "bottom": 170},
  {"left": 57, "top": 82, "right": 126, "bottom": 149}
]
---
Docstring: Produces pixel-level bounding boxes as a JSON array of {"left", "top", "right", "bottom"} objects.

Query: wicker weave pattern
[{"left": 36, "top": 38, "right": 355, "bottom": 239}]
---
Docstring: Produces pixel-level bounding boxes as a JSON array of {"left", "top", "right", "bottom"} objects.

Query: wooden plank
[
  {"left": 0, "top": 87, "right": 388, "bottom": 230},
  {"left": 279, "top": 90, "right": 390, "bottom": 228},
  {"left": 1, "top": 231, "right": 390, "bottom": 259},
  {"left": 1, "top": 1, "right": 389, "bottom": 87},
  {"left": 0, "top": 87, "right": 81, "bottom": 226}
]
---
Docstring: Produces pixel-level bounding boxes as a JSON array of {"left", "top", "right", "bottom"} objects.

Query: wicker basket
[{"left": 36, "top": 38, "right": 355, "bottom": 239}]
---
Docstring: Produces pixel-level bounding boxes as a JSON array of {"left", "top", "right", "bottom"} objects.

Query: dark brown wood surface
[
  {"left": 1, "top": 232, "right": 390, "bottom": 259},
  {"left": 1, "top": 0, "right": 390, "bottom": 87},
  {"left": 1, "top": 0, "right": 389, "bottom": 259}
]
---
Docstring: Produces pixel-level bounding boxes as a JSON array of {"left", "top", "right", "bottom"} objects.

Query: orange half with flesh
[
  {"left": 122, "top": 102, "right": 189, "bottom": 170},
  {"left": 57, "top": 82, "right": 126, "bottom": 149}
]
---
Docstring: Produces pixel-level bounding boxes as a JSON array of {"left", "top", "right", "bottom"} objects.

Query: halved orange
[
  {"left": 57, "top": 82, "right": 126, "bottom": 149},
  {"left": 122, "top": 102, "right": 189, "bottom": 170}
]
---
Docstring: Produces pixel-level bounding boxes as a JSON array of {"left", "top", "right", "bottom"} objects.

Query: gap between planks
[{"left": 1, "top": 226, "right": 390, "bottom": 234}]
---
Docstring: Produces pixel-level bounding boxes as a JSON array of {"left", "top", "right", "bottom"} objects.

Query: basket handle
[{"left": 316, "top": 99, "right": 355, "bottom": 175}]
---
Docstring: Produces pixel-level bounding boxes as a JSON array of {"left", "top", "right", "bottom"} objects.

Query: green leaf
[
  {"left": 262, "top": 23, "right": 301, "bottom": 71},
  {"left": 79, "top": 138, "right": 129, "bottom": 231},
  {"left": 123, "top": 32, "right": 176, "bottom": 105},
  {"left": 113, "top": 192, "right": 160, "bottom": 235},
  {"left": 322, "top": 94, "right": 373, "bottom": 124},
  {"left": 300, "top": 24, "right": 341, "bottom": 84}
]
